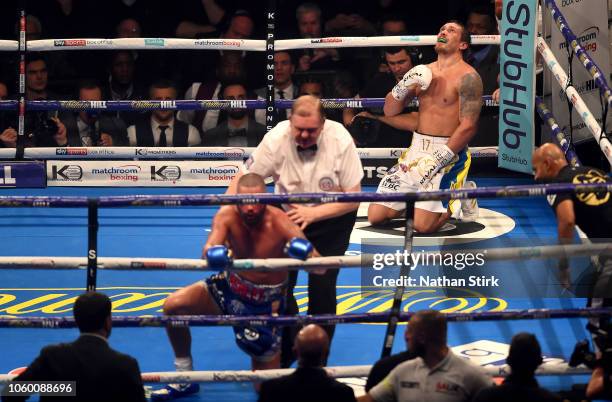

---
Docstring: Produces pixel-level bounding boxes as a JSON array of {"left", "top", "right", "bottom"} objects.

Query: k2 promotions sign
[{"left": 47, "top": 160, "right": 241, "bottom": 187}]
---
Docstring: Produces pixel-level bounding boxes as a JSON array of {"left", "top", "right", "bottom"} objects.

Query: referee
[{"left": 228, "top": 95, "right": 363, "bottom": 367}]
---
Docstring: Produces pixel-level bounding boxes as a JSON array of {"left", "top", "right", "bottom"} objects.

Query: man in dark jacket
[
  {"left": 128, "top": 80, "right": 200, "bottom": 147},
  {"left": 474, "top": 333, "right": 562, "bottom": 402},
  {"left": 1, "top": 292, "right": 146, "bottom": 402},
  {"left": 259, "top": 324, "right": 355, "bottom": 402},
  {"left": 203, "top": 82, "right": 265, "bottom": 147},
  {"left": 60, "top": 81, "right": 127, "bottom": 147}
]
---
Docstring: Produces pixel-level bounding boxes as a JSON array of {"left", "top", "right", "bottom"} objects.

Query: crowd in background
[{"left": 0, "top": 0, "right": 501, "bottom": 149}]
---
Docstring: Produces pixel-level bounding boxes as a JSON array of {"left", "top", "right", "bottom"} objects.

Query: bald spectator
[
  {"left": 359, "top": 310, "right": 492, "bottom": 402},
  {"left": 258, "top": 324, "right": 355, "bottom": 402},
  {"left": 474, "top": 333, "right": 562, "bottom": 402}
]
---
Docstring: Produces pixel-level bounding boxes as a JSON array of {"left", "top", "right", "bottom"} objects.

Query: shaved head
[
  {"left": 237, "top": 173, "right": 266, "bottom": 192},
  {"left": 533, "top": 143, "right": 566, "bottom": 161},
  {"left": 532, "top": 143, "right": 568, "bottom": 181},
  {"left": 294, "top": 324, "right": 329, "bottom": 367}
]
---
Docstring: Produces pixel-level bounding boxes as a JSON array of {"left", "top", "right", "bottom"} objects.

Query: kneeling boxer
[
  {"left": 368, "top": 21, "right": 483, "bottom": 233},
  {"left": 152, "top": 173, "right": 318, "bottom": 401}
]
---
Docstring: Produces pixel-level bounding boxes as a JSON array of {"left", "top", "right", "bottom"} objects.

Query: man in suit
[
  {"left": 1, "top": 292, "right": 146, "bottom": 402},
  {"left": 203, "top": 82, "right": 265, "bottom": 146},
  {"left": 128, "top": 80, "right": 200, "bottom": 147},
  {"left": 254, "top": 51, "right": 299, "bottom": 126},
  {"left": 258, "top": 324, "right": 355, "bottom": 402},
  {"left": 60, "top": 81, "right": 127, "bottom": 147}
]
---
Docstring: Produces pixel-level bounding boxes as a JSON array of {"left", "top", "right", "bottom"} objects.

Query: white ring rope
[
  {"left": 0, "top": 363, "right": 591, "bottom": 384},
  {"left": 536, "top": 37, "right": 612, "bottom": 165},
  {"left": 0, "top": 35, "right": 501, "bottom": 52},
  {"left": 0, "top": 146, "right": 498, "bottom": 160},
  {"left": 1, "top": 243, "right": 610, "bottom": 271}
]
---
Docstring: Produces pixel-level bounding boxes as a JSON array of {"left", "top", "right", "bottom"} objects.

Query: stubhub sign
[{"left": 0, "top": 162, "right": 46, "bottom": 188}]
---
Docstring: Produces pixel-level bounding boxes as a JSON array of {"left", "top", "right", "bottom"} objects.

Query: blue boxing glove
[
  {"left": 284, "top": 238, "right": 313, "bottom": 260},
  {"left": 206, "top": 245, "right": 233, "bottom": 270}
]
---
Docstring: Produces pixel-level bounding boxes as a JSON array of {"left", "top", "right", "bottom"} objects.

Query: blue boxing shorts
[{"left": 205, "top": 272, "right": 286, "bottom": 361}]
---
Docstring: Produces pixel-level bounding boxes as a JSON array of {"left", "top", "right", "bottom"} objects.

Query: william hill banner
[{"left": 498, "top": 0, "right": 537, "bottom": 174}]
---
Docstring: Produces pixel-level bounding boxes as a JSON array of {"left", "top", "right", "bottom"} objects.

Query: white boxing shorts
[{"left": 374, "top": 132, "right": 471, "bottom": 214}]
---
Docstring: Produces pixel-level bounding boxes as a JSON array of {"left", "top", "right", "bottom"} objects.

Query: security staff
[
  {"left": 228, "top": 95, "right": 363, "bottom": 367},
  {"left": 532, "top": 143, "right": 612, "bottom": 293}
]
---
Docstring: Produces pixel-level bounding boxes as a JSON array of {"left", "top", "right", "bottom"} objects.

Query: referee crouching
[{"left": 227, "top": 95, "right": 363, "bottom": 367}]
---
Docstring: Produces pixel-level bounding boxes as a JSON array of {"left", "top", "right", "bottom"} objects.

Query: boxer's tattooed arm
[{"left": 459, "top": 72, "right": 483, "bottom": 120}]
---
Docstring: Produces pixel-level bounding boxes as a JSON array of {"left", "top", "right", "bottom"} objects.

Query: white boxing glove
[
  {"left": 391, "top": 65, "right": 433, "bottom": 101},
  {"left": 415, "top": 144, "right": 454, "bottom": 187}
]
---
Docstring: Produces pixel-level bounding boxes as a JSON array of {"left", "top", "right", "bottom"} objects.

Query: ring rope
[
  {"left": 0, "top": 35, "right": 501, "bottom": 53},
  {"left": 535, "top": 96, "right": 581, "bottom": 166},
  {"left": 544, "top": 0, "right": 612, "bottom": 105},
  {"left": 0, "top": 146, "right": 499, "bottom": 160},
  {"left": 0, "top": 363, "right": 592, "bottom": 385},
  {"left": 1, "top": 243, "right": 610, "bottom": 271},
  {"left": 0, "top": 96, "right": 499, "bottom": 112},
  {"left": 2, "top": 308, "right": 611, "bottom": 329},
  {"left": 537, "top": 38, "right": 612, "bottom": 165},
  {"left": 0, "top": 182, "right": 609, "bottom": 208}
]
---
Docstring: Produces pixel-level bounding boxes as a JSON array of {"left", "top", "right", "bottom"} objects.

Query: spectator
[
  {"left": 116, "top": 17, "right": 142, "bottom": 38},
  {"left": 465, "top": 3, "right": 500, "bottom": 146},
  {"left": 258, "top": 324, "right": 356, "bottom": 402},
  {"left": 202, "top": 82, "right": 265, "bottom": 146},
  {"left": 255, "top": 51, "right": 298, "bottom": 126},
  {"left": 0, "top": 292, "right": 146, "bottom": 402},
  {"left": 474, "top": 333, "right": 562, "bottom": 402},
  {"left": 104, "top": 50, "right": 146, "bottom": 102},
  {"left": 295, "top": 3, "right": 340, "bottom": 73},
  {"left": 128, "top": 80, "right": 200, "bottom": 147},
  {"left": 1, "top": 54, "right": 69, "bottom": 148},
  {"left": 179, "top": 10, "right": 255, "bottom": 89},
  {"left": 365, "top": 326, "right": 417, "bottom": 392},
  {"left": 299, "top": 78, "right": 324, "bottom": 98},
  {"left": 0, "top": 81, "right": 8, "bottom": 100},
  {"left": 60, "top": 81, "right": 127, "bottom": 147},
  {"left": 344, "top": 47, "right": 418, "bottom": 147},
  {"left": 103, "top": 50, "right": 146, "bottom": 127},
  {"left": 178, "top": 51, "right": 247, "bottom": 133},
  {"left": 359, "top": 310, "right": 492, "bottom": 402},
  {"left": 379, "top": 14, "right": 407, "bottom": 36}
]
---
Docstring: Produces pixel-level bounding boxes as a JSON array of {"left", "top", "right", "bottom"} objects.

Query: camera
[
  {"left": 32, "top": 114, "right": 59, "bottom": 146},
  {"left": 570, "top": 322, "right": 612, "bottom": 370},
  {"left": 349, "top": 115, "right": 381, "bottom": 146}
]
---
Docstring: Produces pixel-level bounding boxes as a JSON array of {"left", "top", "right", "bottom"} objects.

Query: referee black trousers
[{"left": 281, "top": 211, "right": 357, "bottom": 368}]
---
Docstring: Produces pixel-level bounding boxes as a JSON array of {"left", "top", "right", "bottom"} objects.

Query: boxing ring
[{"left": 1, "top": 1, "right": 612, "bottom": 401}]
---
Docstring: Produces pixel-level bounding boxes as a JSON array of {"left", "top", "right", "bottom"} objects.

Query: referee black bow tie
[{"left": 297, "top": 144, "right": 318, "bottom": 153}]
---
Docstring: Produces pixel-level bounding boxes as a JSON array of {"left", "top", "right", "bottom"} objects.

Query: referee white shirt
[
  {"left": 246, "top": 120, "right": 362, "bottom": 197},
  {"left": 228, "top": 98, "right": 363, "bottom": 229}
]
